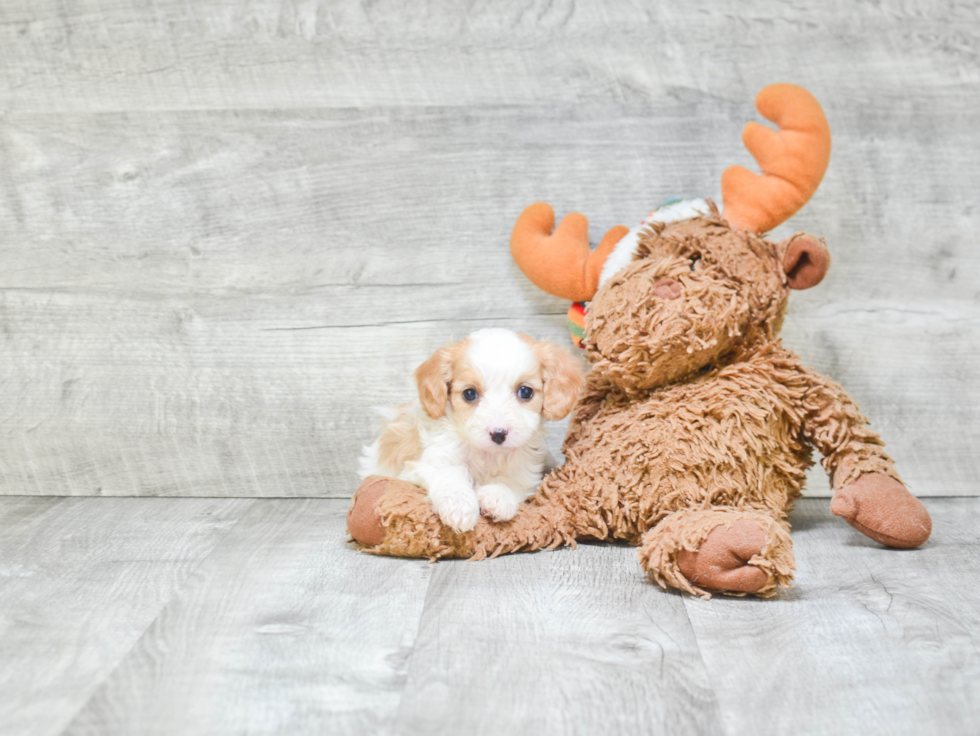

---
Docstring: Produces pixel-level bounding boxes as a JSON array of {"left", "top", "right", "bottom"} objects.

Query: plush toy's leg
[
  {"left": 347, "top": 475, "right": 578, "bottom": 560},
  {"left": 831, "top": 473, "right": 931, "bottom": 548},
  {"left": 637, "top": 508, "right": 795, "bottom": 599}
]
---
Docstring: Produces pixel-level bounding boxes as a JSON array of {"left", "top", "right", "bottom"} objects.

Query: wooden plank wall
[{"left": 0, "top": 0, "right": 977, "bottom": 497}]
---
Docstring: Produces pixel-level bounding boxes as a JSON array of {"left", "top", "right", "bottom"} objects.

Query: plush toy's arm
[
  {"left": 798, "top": 367, "right": 931, "bottom": 548},
  {"left": 798, "top": 369, "right": 898, "bottom": 491}
]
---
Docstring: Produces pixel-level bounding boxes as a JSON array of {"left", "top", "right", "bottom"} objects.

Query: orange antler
[
  {"left": 722, "top": 84, "right": 831, "bottom": 234},
  {"left": 510, "top": 203, "right": 628, "bottom": 302}
]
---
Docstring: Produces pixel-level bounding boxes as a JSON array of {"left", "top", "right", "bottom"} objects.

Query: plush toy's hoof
[
  {"left": 831, "top": 474, "right": 932, "bottom": 548},
  {"left": 347, "top": 476, "right": 389, "bottom": 547},
  {"left": 676, "top": 519, "right": 769, "bottom": 594}
]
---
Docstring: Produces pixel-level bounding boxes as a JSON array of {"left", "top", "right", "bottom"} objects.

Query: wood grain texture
[
  {"left": 394, "top": 542, "right": 722, "bottom": 735},
  {"left": 0, "top": 496, "right": 253, "bottom": 736},
  {"left": 686, "top": 498, "right": 980, "bottom": 735},
  {"left": 0, "top": 0, "right": 977, "bottom": 497},
  {"left": 1, "top": 497, "right": 977, "bottom": 735},
  {"left": 0, "top": 0, "right": 976, "bottom": 112},
  {"left": 62, "top": 499, "right": 434, "bottom": 736}
]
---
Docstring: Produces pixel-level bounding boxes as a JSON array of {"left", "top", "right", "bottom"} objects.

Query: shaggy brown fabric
[
  {"left": 356, "top": 475, "right": 579, "bottom": 561},
  {"left": 348, "top": 207, "right": 932, "bottom": 597}
]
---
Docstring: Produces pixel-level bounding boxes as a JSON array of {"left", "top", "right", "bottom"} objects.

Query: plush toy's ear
[
  {"left": 414, "top": 345, "right": 453, "bottom": 418},
  {"left": 538, "top": 341, "right": 584, "bottom": 421},
  {"left": 781, "top": 233, "right": 830, "bottom": 290}
]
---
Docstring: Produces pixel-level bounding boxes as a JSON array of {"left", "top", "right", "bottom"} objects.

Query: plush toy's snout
[{"left": 653, "top": 278, "right": 682, "bottom": 300}]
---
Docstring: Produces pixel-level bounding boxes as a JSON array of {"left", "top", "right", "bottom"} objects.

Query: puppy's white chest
[{"left": 462, "top": 446, "right": 502, "bottom": 484}]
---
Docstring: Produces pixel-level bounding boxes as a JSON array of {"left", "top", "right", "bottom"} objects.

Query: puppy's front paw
[
  {"left": 477, "top": 483, "right": 521, "bottom": 522},
  {"left": 432, "top": 491, "right": 481, "bottom": 533}
]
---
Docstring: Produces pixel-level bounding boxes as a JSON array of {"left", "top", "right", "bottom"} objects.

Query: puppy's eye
[
  {"left": 517, "top": 386, "right": 534, "bottom": 400},
  {"left": 462, "top": 388, "right": 479, "bottom": 403},
  {"left": 689, "top": 255, "right": 701, "bottom": 271}
]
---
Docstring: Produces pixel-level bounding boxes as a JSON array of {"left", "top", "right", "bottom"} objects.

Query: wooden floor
[{"left": 0, "top": 495, "right": 977, "bottom": 735}]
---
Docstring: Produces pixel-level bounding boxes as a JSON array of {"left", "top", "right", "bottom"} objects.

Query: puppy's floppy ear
[
  {"left": 415, "top": 344, "right": 453, "bottom": 419},
  {"left": 538, "top": 341, "right": 584, "bottom": 420}
]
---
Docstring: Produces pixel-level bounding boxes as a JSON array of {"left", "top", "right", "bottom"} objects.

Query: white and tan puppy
[{"left": 359, "top": 328, "right": 583, "bottom": 532}]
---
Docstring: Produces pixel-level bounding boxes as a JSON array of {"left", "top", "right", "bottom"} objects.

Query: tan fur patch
[
  {"left": 447, "top": 349, "right": 483, "bottom": 421},
  {"left": 519, "top": 334, "right": 582, "bottom": 420},
  {"left": 376, "top": 407, "right": 423, "bottom": 475},
  {"left": 415, "top": 337, "right": 472, "bottom": 418}
]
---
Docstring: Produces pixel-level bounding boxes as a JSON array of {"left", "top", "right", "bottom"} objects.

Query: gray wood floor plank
[
  {"left": 0, "top": 496, "right": 253, "bottom": 736},
  {"left": 0, "top": 497, "right": 977, "bottom": 734},
  {"left": 62, "top": 499, "right": 433, "bottom": 736},
  {"left": 394, "top": 543, "right": 722, "bottom": 736},
  {"left": 685, "top": 498, "right": 980, "bottom": 735},
  {"left": 0, "top": 495, "right": 65, "bottom": 538}
]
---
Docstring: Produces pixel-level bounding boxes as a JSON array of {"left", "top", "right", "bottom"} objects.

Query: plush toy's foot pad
[
  {"left": 347, "top": 476, "right": 391, "bottom": 547},
  {"left": 831, "top": 473, "right": 932, "bottom": 548},
  {"left": 639, "top": 509, "right": 794, "bottom": 598},
  {"left": 676, "top": 520, "right": 769, "bottom": 594}
]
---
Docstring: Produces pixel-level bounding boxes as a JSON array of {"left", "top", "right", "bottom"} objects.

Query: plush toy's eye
[
  {"left": 689, "top": 255, "right": 701, "bottom": 271},
  {"left": 517, "top": 386, "right": 534, "bottom": 400},
  {"left": 462, "top": 388, "right": 479, "bottom": 402}
]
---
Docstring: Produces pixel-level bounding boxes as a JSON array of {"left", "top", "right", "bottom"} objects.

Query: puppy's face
[{"left": 415, "top": 328, "right": 582, "bottom": 452}]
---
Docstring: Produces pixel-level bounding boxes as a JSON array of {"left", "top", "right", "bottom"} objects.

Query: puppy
[{"left": 358, "top": 328, "right": 583, "bottom": 532}]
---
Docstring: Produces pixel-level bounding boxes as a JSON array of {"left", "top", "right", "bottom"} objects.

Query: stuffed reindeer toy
[{"left": 348, "top": 84, "right": 931, "bottom": 598}]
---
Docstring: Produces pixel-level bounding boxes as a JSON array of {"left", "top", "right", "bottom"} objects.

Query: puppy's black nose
[{"left": 490, "top": 429, "right": 508, "bottom": 445}]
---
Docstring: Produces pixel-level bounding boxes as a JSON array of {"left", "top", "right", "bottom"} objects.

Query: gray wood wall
[{"left": 1, "top": 0, "right": 977, "bottom": 497}]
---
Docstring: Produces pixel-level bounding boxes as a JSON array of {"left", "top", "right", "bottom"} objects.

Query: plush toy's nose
[
  {"left": 490, "top": 429, "right": 508, "bottom": 445},
  {"left": 653, "top": 278, "right": 682, "bottom": 300}
]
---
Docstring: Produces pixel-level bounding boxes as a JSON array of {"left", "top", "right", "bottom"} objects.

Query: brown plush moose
[{"left": 347, "top": 84, "right": 932, "bottom": 597}]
